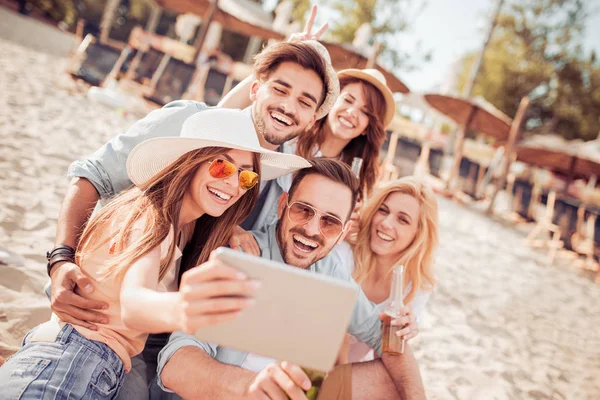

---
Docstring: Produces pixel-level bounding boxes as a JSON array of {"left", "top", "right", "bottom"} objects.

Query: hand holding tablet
[{"left": 193, "top": 247, "right": 358, "bottom": 372}]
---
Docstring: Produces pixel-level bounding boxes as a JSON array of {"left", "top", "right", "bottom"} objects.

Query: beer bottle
[{"left": 381, "top": 265, "right": 405, "bottom": 355}]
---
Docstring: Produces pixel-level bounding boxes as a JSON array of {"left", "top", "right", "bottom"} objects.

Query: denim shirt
[
  {"left": 68, "top": 100, "right": 211, "bottom": 201},
  {"left": 156, "top": 222, "right": 383, "bottom": 393}
]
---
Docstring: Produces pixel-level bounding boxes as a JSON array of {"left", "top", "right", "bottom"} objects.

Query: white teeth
[
  {"left": 208, "top": 187, "right": 231, "bottom": 201},
  {"left": 293, "top": 234, "right": 317, "bottom": 248},
  {"left": 377, "top": 231, "right": 394, "bottom": 242},
  {"left": 338, "top": 116, "right": 354, "bottom": 128},
  {"left": 271, "top": 112, "right": 292, "bottom": 126}
]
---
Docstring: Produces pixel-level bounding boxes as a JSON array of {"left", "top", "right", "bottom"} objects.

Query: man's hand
[
  {"left": 178, "top": 257, "right": 259, "bottom": 334},
  {"left": 246, "top": 361, "right": 311, "bottom": 400},
  {"left": 288, "top": 5, "right": 328, "bottom": 42},
  {"left": 228, "top": 225, "right": 261, "bottom": 256},
  {"left": 50, "top": 262, "right": 109, "bottom": 331}
]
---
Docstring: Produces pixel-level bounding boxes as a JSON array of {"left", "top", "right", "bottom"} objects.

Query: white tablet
[{"left": 193, "top": 247, "right": 358, "bottom": 372}]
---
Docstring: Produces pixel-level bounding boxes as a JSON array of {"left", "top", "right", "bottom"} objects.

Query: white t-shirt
[{"left": 333, "top": 241, "right": 432, "bottom": 362}]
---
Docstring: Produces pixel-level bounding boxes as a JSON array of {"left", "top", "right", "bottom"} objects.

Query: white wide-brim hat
[
  {"left": 127, "top": 108, "right": 311, "bottom": 187},
  {"left": 338, "top": 68, "right": 396, "bottom": 128}
]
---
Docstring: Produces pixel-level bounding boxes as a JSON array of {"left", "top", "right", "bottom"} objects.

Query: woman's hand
[
  {"left": 391, "top": 305, "right": 419, "bottom": 342},
  {"left": 228, "top": 225, "right": 261, "bottom": 256},
  {"left": 288, "top": 5, "right": 328, "bottom": 42},
  {"left": 178, "top": 257, "right": 260, "bottom": 334}
]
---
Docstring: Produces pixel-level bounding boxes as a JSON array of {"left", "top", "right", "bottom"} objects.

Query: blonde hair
[
  {"left": 349, "top": 176, "right": 438, "bottom": 303},
  {"left": 76, "top": 147, "right": 260, "bottom": 282}
]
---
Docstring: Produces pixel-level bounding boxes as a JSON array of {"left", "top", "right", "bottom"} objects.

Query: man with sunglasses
[{"left": 156, "top": 159, "right": 426, "bottom": 400}]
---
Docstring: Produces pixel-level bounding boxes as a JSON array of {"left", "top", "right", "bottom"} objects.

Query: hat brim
[
  {"left": 126, "top": 137, "right": 310, "bottom": 187},
  {"left": 338, "top": 69, "right": 396, "bottom": 128}
]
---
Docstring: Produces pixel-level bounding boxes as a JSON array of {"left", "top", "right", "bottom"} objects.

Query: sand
[
  {"left": 0, "top": 21, "right": 141, "bottom": 359},
  {"left": 1, "top": 10, "right": 599, "bottom": 399}
]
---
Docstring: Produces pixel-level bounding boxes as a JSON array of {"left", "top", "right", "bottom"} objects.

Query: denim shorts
[{"left": 0, "top": 324, "right": 125, "bottom": 399}]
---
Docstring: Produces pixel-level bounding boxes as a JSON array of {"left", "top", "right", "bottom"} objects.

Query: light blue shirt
[
  {"left": 68, "top": 100, "right": 211, "bottom": 200},
  {"left": 156, "top": 222, "right": 383, "bottom": 393}
]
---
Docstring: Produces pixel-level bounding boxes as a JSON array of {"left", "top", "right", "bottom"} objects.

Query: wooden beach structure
[
  {"left": 513, "top": 135, "right": 600, "bottom": 269},
  {"left": 423, "top": 94, "right": 513, "bottom": 196}
]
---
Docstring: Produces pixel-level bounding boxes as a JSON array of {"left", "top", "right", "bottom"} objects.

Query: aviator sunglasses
[
  {"left": 286, "top": 201, "right": 346, "bottom": 238},
  {"left": 208, "top": 159, "right": 259, "bottom": 191}
]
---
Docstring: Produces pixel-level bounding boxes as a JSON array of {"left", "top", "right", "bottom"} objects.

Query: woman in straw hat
[
  {"left": 296, "top": 68, "right": 395, "bottom": 196},
  {"left": 337, "top": 176, "right": 439, "bottom": 363},
  {"left": 0, "top": 109, "right": 308, "bottom": 399}
]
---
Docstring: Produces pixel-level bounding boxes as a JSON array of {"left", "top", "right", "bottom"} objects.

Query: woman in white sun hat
[{"left": 0, "top": 108, "right": 309, "bottom": 399}]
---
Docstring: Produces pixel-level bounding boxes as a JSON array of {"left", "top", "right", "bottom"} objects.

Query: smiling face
[
  {"left": 369, "top": 191, "right": 421, "bottom": 260},
  {"left": 326, "top": 82, "right": 370, "bottom": 142},
  {"left": 250, "top": 62, "right": 323, "bottom": 147},
  {"left": 276, "top": 174, "right": 353, "bottom": 269},
  {"left": 183, "top": 149, "right": 256, "bottom": 218}
]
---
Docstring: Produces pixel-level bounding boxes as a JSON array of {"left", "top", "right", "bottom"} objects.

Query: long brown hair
[
  {"left": 76, "top": 147, "right": 260, "bottom": 282},
  {"left": 296, "top": 75, "right": 387, "bottom": 195},
  {"left": 350, "top": 177, "right": 438, "bottom": 304}
]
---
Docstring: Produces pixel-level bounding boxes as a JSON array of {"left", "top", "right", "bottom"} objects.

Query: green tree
[
  {"left": 289, "top": 0, "right": 312, "bottom": 25},
  {"left": 325, "top": 0, "right": 430, "bottom": 72},
  {"left": 456, "top": 0, "right": 600, "bottom": 141}
]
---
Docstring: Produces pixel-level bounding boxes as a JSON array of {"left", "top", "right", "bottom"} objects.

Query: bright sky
[
  {"left": 264, "top": 0, "right": 600, "bottom": 93},
  {"left": 396, "top": 0, "right": 600, "bottom": 92}
]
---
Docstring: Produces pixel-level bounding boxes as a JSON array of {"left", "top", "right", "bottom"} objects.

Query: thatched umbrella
[
  {"left": 148, "top": 0, "right": 285, "bottom": 101},
  {"left": 424, "top": 94, "right": 512, "bottom": 191},
  {"left": 516, "top": 135, "right": 600, "bottom": 187},
  {"left": 155, "top": 0, "right": 285, "bottom": 43}
]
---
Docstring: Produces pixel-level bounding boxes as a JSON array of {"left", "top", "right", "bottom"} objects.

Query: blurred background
[{"left": 0, "top": 0, "right": 599, "bottom": 398}]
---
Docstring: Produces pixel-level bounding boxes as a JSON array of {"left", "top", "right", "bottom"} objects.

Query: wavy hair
[
  {"left": 76, "top": 147, "right": 260, "bottom": 282},
  {"left": 296, "top": 75, "right": 387, "bottom": 196},
  {"left": 349, "top": 177, "right": 438, "bottom": 303}
]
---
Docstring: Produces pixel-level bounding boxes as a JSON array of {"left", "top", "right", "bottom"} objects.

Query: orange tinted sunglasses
[{"left": 208, "top": 159, "right": 259, "bottom": 191}]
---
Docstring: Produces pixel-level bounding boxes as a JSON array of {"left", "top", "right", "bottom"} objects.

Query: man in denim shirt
[
  {"left": 45, "top": 40, "right": 339, "bottom": 399},
  {"left": 157, "top": 159, "right": 426, "bottom": 400}
]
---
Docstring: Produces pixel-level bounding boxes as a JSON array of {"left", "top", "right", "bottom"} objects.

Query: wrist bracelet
[
  {"left": 46, "top": 245, "right": 76, "bottom": 276},
  {"left": 46, "top": 245, "right": 76, "bottom": 261}
]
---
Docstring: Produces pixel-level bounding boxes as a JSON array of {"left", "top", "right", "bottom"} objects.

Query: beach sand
[{"left": 1, "top": 13, "right": 599, "bottom": 399}]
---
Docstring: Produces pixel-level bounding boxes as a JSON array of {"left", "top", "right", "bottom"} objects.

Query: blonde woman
[
  {"left": 0, "top": 109, "right": 307, "bottom": 399},
  {"left": 336, "top": 176, "right": 439, "bottom": 362}
]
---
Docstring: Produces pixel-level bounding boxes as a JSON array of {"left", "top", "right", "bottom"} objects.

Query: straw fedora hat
[
  {"left": 304, "top": 40, "right": 341, "bottom": 120},
  {"left": 126, "top": 108, "right": 311, "bottom": 187},
  {"left": 337, "top": 68, "right": 396, "bottom": 128}
]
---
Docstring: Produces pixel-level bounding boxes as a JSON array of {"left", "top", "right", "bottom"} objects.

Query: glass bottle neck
[{"left": 386, "top": 265, "right": 405, "bottom": 313}]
